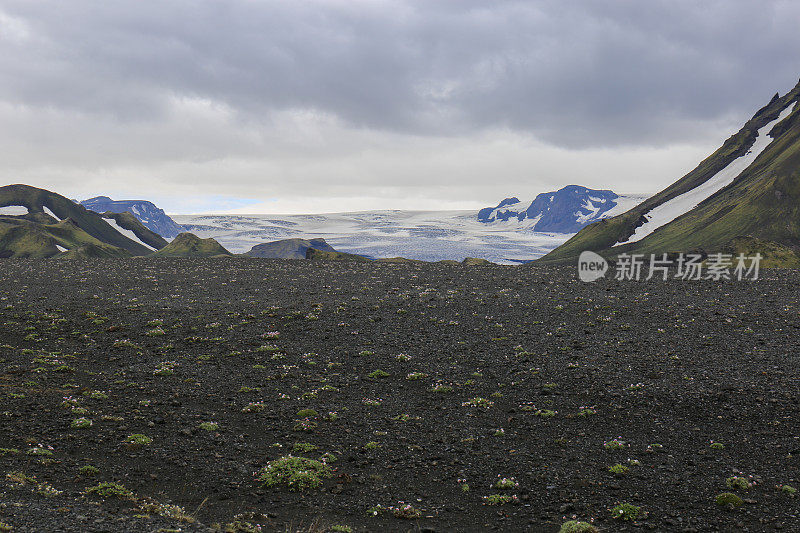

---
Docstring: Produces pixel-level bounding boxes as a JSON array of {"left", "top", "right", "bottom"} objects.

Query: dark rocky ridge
[{"left": 245, "top": 238, "right": 336, "bottom": 259}]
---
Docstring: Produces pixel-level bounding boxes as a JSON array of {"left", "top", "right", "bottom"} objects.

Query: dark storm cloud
[{"left": 2, "top": 0, "right": 799, "bottom": 148}]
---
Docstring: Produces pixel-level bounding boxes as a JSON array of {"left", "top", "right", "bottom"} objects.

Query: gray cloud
[{"left": 0, "top": 0, "right": 799, "bottom": 210}]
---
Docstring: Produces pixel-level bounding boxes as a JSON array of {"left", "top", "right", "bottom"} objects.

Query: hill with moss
[
  {"left": 539, "top": 78, "right": 800, "bottom": 267},
  {"left": 152, "top": 233, "right": 231, "bottom": 257},
  {"left": 56, "top": 243, "right": 135, "bottom": 259},
  {"left": 305, "top": 248, "right": 371, "bottom": 262},
  {"left": 99, "top": 211, "right": 168, "bottom": 251},
  {"left": 375, "top": 256, "right": 426, "bottom": 264},
  {"left": 0, "top": 217, "right": 131, "bottom": 259},
  {"left": 0, "top": 184, "right": 159, "bottom": 257}
]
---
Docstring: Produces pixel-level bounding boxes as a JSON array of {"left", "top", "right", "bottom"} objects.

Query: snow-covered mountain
[
  {"left": 478, "top": 185, "right": 645, "bottom": 233},
  {"left": 80, "top": 196, "right": 185, "bottom": 238}
]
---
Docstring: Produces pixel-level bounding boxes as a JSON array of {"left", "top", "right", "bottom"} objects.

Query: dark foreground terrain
[{"left": 0, "top": 259, "right": 798, "bottom": 532}]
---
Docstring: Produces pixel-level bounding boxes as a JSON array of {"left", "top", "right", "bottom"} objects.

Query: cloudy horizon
[{"left": 1, "top": 0, "right": 799, "bottom": 214}]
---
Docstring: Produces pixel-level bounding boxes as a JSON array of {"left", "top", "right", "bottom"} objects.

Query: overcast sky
[{"left": 1, "top": 0, "right": 799, "bottom": 214}]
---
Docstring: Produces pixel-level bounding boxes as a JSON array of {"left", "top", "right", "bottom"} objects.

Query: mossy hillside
[
  {"left": 538, "top": 79, "right": 800, "bottom": 265},
  {"left": 375, "top": 256, "right": 427, "bottom": 264},
  {"left": 152, "top": 232, "right": 231, "bottom": 257},
  {"left": 635, "top": 81, "right": 800, "bottom": 216},
  {"left": 0, "top": 218, "right": 131, "bottom": 259},
  {"left": 722, "top": 237, "right": 800, "bottom": 268},
  {"left": 47, "top": 220, "right": 129, "bottom": 255},
  {"left": 305, "top": 248, "right": 371, "bottom": 262},
  {"left": 536, "top": 116, "right": 773, "bottom": 265},
  {"left": 600, "top": 119, "right": 800, "bottom": 265},
  {"left": 461, "top": 257, "right": 494, "bottom": 266},
  {"left": 101, "top": 211, "right": 168, "bottom": 250},
  {"left": 536, "top": 213, "right": 639, "bottom": 264},
  {"left": 0, "top": 183, "right": 80, "bottom": 223},
  {"left": 0, "top": 220, "right": 60, "bottom": 258},
  {"left": 0, "top": 184, "right": 154, "bottom": 255},
  {"left": 57, "top": 243, "right": 133, "bottom": 259}
]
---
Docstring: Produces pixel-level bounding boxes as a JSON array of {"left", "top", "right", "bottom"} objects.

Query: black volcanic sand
[{"left": 0, "top": 258, "right": 798, "bottom": 532}]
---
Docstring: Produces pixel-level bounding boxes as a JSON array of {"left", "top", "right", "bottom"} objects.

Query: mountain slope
[
  {"left": 81, "top": 196, "right": 185, "bottom": 238},
  {"left": 0, "top": 218, "right": 131, "bottom": 259},
  {"left": 152, "top": 233, "right": 231, "bottom": 257},
  {"left": 99, "top": 212, "right": 168, "bottom": 251},
  {"left": 539, "top": 78, "right": 800, "bottom": 265},
  {"left": 305, "top": 248, "right": 370, "bottom": 262},
  {"left": 478, "top": 185, "right": 645, "bottom": 233},
  {"left": 0, "top": 184, "right": 157, "bottom": 256},
  {"left": 56, "top": 243, "right": 135, "bottom": 259},
  {"left": 244, "top": 238, "right": 335, "bottom": 259}
]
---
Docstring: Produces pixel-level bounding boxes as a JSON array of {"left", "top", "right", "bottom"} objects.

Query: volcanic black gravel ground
[{"left": 0, "top": 258, "right": 799, "bottom": 532}]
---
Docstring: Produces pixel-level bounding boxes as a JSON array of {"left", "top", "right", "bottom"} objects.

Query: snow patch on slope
[
  {"left": 603, "top": 194, "right": 647, "bottom": 219},
  {"left": 575, "top": 199, "right": 603, "bottom": 223},
  {"left": 55, "top": 244, "right": 67, "bottom": 252},
  {"left": 525, "top": 213, "right": 543, "bottom": 228},
  {"left": 572, "top": 194, "right": 647, "bottom": 225},
  {"left": 619, "top": 103, "right": 796, "bottom": 245},
  {"left": 43, "top": 206, "right": 60, "bottom": 220},
  {"left": 0, "top": 205, "right": 28, "bottom": 215},
  {"left": 104, "top": 217, "right": 157, "bottom": 251}
]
